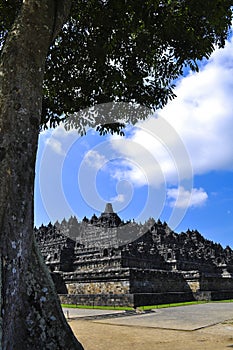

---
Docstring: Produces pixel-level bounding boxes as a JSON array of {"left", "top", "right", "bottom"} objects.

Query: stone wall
[
  {"left": 63, "top": 268, "right": 130, "bottom": 295},
  {"left": 59, "top": 289, "right": 233, "bottom": 308},
  {"left": 59, "top": 294, "right": 134, "bottom": 307},
  {"left": 59, "top": 292, "right": 195, "bottom": 308},
  {"left": 200, "top": 272, "right": 233, "bottom": 291},
  {"left": 66, "top": 280, "right": 130, "bottom": 295},
  {"left": 129, "top": 269, "right": 192, "bottom": 293},
  {"left": 194, "top": 290, "right": 233, "bottom": 301},
  {"left": 133, "top": 292, "right": 195, "bottom": 307},
  {"left": 55, "top": 266, "right": 233, "bottom": 307}
]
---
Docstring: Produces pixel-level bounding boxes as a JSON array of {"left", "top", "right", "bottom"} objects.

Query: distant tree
[{"left": 0, "top": 0, "right": 232, "bottom": 348}]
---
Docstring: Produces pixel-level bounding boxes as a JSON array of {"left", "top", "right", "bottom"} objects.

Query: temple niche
[{"left": 35, "top": 203, "right": 233, "bottom": 307}]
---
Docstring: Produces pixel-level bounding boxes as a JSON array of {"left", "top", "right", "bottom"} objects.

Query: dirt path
[{"left": 70, "top": 319, "right": 233, "bottom": 350}]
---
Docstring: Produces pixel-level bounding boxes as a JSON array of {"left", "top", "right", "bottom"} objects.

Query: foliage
[{"left": 1, "top": 0, "right": 232, "bottom": 133}]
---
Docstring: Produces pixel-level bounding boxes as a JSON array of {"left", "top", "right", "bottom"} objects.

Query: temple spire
[{"left": 104, "top": 202, "right": 114, "bottom": 214}]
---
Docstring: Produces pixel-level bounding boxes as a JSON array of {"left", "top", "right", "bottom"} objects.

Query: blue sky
[{"left": 35, "top": 34, "right": 233, "bottom": 248}]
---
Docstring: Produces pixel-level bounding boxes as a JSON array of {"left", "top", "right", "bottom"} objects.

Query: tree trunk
[{"left": 0, "top": 1, "right": 83, "bottom": 349}]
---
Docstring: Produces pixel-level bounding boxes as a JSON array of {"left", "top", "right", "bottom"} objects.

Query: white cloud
[
  {"left": 160, "top": 36, "right": 233, "bottom": 175},
  {"left": 42, "top": 125, "right": 83, "bottom": 157},
  {"left": 109, "top": 158, "right": 148, "bottom": 187},
  {"left": 83, "top": 150, "right": 107, "bottom": 170},
  {"left": 109, "top": 117, "right": 192, "bottom": 189},
  {"left": 45, "top": 138, "right": 65, "bottom": 156},
  {"left": 110, "top": 194, "right": 125, "bottom": 203},
  {"left": 167, "top": 186, "right": 208, "bottom": 209}
]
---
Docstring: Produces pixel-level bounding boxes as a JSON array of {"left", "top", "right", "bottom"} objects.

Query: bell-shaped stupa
[{"left": 98, "top": 202, "right": 122, "bottom": 227}]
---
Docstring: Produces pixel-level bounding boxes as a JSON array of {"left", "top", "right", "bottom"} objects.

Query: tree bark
[{"left": 0, "top": 1, "right": 83, "bottom": 349}]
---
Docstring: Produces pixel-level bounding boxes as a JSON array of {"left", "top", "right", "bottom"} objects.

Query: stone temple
[{"left": 35, "top": 203, "right": 233, "bottom": 307}]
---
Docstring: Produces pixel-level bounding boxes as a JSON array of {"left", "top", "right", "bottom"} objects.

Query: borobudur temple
[{"left": 35, "top": 203, "right": 233, "bottom": 307}]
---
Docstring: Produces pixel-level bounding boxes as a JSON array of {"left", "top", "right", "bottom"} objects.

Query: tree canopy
[{"left": 1, "top": 0, "right": 232, "bottom": 132}]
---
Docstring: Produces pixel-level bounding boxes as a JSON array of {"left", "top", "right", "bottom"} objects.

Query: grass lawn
[{"left": 61, "top": 299, "right": 233, "bottom": 311}]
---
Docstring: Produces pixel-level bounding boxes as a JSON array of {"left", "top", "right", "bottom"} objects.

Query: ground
[
  {"left": 64, "top": 303, "right": 233, "bottom": 350},
  {"left": 70, "top": 320, "right": 233, "bottom": 350}
]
